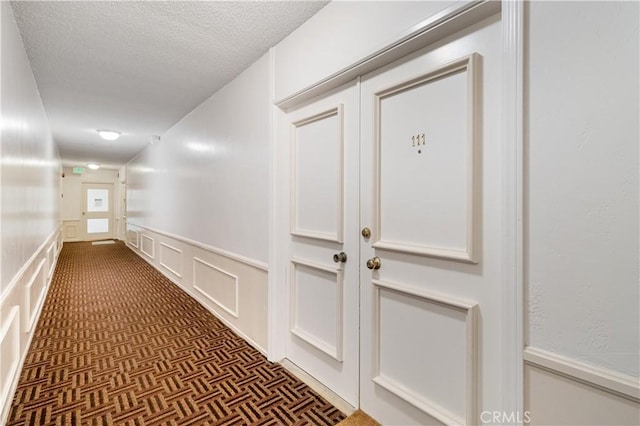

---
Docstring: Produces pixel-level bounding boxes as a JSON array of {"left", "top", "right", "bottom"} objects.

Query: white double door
[{"left": 284, "top": 13, "right": 504, "bottom": 425}]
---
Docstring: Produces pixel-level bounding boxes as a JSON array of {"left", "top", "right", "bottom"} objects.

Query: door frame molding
[
  {"left": 501, "top": 0, "right": 525, "bottom": 419},
  {"left": 269, "top": 0, "right": 525, "bottom": 417}
]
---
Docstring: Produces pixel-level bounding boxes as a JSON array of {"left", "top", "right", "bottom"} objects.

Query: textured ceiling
[{"left": 11, "top": 1, "right": 328, "bottom": 169}]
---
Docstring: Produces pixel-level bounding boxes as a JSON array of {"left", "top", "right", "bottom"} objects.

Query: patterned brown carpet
[{"left": 8, "top": 241, "right": 345, "bottom": 425}]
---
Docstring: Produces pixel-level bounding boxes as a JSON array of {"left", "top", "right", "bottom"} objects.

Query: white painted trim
[
  {"left": 140, "top": 234, "right": 155, "bottom": 259},
  {"left": 372, "top": 54, "right": 480, "bottom": 264},
  {"left": 192, "top": 257, "right": 240, "bottom": 318},
  {"left": 502, "top": 0, "right": 525, "bottom": 420},
  {"left": 0, "top": 225, "right": 61, "bottom": 308},
  {"left": 23, "top": 258, "right": 47, "bottom": 333},
  {"left": 127, "top": 222, "right": 268, "bottom": 271},
  {"left": 289, "top": 258, "right": 344, "bottom": 362},
  {"left": 159, "top": 242, "right": 182, "bottom": 278},
  {"left": 290, "top": 105, "right": 345, "bottom": 244},
  {"left": 267, "top": 47, "right": 286, "bottom": 362},
  {"left": 371, "top": 278, "right": 478, "bottom": 425},
  {"left": 524, "top": 346, "right": 640, "bottom": 403},
  {"left": 281, "top": 358, "right": 356, "bottom": 416},
  {"left": 275, "top": 1, "right": 500, "bottom": 109},
  {"left": 0, "top": 306, "right": 20, "bottom": 421},
  {"left": 129, "top": 248, "right": 267, "bottom": 356}
]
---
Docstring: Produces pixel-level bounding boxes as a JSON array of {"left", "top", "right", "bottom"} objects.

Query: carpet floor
[{"left": 8, "top": 241, "right": 345, "bottom": 425}]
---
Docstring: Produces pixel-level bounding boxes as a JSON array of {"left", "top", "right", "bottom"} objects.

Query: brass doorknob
[
  {"left": 333, "top": 252, "right": 347, "bottom": 263},
  {"left": 361, "top": 227, "right": 371, "bottom": 239},
  {"left": 366, "top": 257, "right": 381, "bottom": 270}
]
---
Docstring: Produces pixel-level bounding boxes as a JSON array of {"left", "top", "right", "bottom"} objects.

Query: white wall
[
  {"left": 127, "top": 53, "right": 270, "bottom": 263},
  {"left": 126, "top": 53, "right": 271, "bottom": 350},
  {"left": 0, "top": 2, "right": 62, "bottom": 423},
  {"left": 0, "top": 2, "right": 60, "bottom": 291},
  {"left": 527, "top": 0, "right": 639, "bottom": 377},
  {"left": 274, "top": 1, "right": 455, "bottom": 101},
  {"left": 525, "top": 1, "right": 639, "bottom": 423}
]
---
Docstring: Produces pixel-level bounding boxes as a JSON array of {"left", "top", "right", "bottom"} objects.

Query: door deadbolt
[
  {"left": 333, "top": 252, "right": 347, "bottom": 263},
  {"left": 361, "top": 227, "right": 371, "bottom": 239},
  {"left": 366, "top": 256, "right": 381, "bottom": 270}
]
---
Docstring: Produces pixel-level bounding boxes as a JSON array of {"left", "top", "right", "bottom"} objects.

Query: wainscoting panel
[
  {"left": 160, "top": 242, "right": 182, "bottom": 278},
  {"left": 193, "top": 257, "right": 239, "bottom": 318},
  {"left": 0, "top": 225, "right": 61, "bottom": 425},
  {"left": 125, "top": 223, "right": 268, "bottom": 354},
  {"left": 140, "top": 234, "right": 155, "bottom": 259},
  {"left": 127, "top": 228, "right": 139, "bottom": 248},
  {"left": 46, "top": 242, "right": 56, "bottom": 279},
  {"left": 62, "top": 220, "right": 80, "bottom": 242},
  {"left": 24, "top": 259, "right": 47, "bottom": 333},
  {"left": 0, "top": 306, "right": 20, "bottom": 419},
  {"left": 524, "top": 347, "right": 640, "bottom": 425}
]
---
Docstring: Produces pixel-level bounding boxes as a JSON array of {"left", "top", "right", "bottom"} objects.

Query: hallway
[
  {"left": 7, "top": 242, "right": 344, "bottom": 425},
  {"left": 2, "top": 1, "right": 639, "bottom": 424}
]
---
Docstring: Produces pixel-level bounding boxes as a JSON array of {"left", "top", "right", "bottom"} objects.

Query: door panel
[
  {"left": 290, "top": 259, "right": 344, "bottom": 361},
  {"left": 374, "top": 55, "right": 479, "bottom": 262},
  {"left": 360, "top": 14, "right": 502, "bottom": 425},
  {"left": 285, "top": 81, "right": 360, "bottom": 406},
  {"left": 291, "top": 107, "right": 344, "bottom": 242},
  {"left": 82, "top": 183, "right": 113, "bottom": 241}
]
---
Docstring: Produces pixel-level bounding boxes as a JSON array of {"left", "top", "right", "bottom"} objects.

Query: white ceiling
[{"left": 11, "top": 1, "right": 328, "bottom": 169}]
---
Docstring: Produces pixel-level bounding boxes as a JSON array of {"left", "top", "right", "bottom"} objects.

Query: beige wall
[{"left": 61, "top": 167, "right": 121, "bottom": 241}]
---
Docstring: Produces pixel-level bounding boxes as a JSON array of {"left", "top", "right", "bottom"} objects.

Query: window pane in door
[
  {"left": 87, "top": 189, "right": 109, "bottom": 212},
  {"left": 87, "top": 218, "right": 109, "bottom": 234}
]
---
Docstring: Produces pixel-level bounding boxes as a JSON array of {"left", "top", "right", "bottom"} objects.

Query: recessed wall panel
[
  {"left": 127, "top": 229, "right": 139, "bottom": 248},
  {"left": 65, "top": 223, "right": 78, "bottom": 238},
  {"left": 47, "top": 242, "right": 56, "bottom": 278},
  {"left": 140, "top": 234, "right": 154, "bottom": 259},
  {"left": 160, "top": 242, "right": 182, "bottom": 278},
  {"left": 25, "top": 259, "right": 47, "bottom": 333},
  {"left": 0, "top": 306, "right": 20, "bottom": 410},
  {"left": 193, "top": 257, "right": 239, "bottom": 318}
]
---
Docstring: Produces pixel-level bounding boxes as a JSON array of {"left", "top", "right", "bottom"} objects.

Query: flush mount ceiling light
[
  {"left": 97, "top": 129, "right": 121, "bottom": 140},
  {"left": 87, "top": 163, "right": 101, "bottom": 170}
]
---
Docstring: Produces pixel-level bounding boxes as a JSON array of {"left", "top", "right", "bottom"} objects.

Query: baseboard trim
[
  {"left": 128, "top": 244, "right": 268, "bottom": 357},
  {"left": 280, "top": 359, "right": 356, "bottom": 416},
  {"left": 126, "top": 222, "right": 268, "bottom": 271},
  {"left": 524, "top": 346, "right": 639, "bottom": 402}
]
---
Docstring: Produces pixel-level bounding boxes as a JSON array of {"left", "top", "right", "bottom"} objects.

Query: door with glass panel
[{"left": 82, "top": 183, "right": 113, "bottom": 241}]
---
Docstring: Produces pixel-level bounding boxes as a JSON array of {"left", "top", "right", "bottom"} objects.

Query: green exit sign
[{"left": 73, "top": 167, "right": 85, "bottom": 174}]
